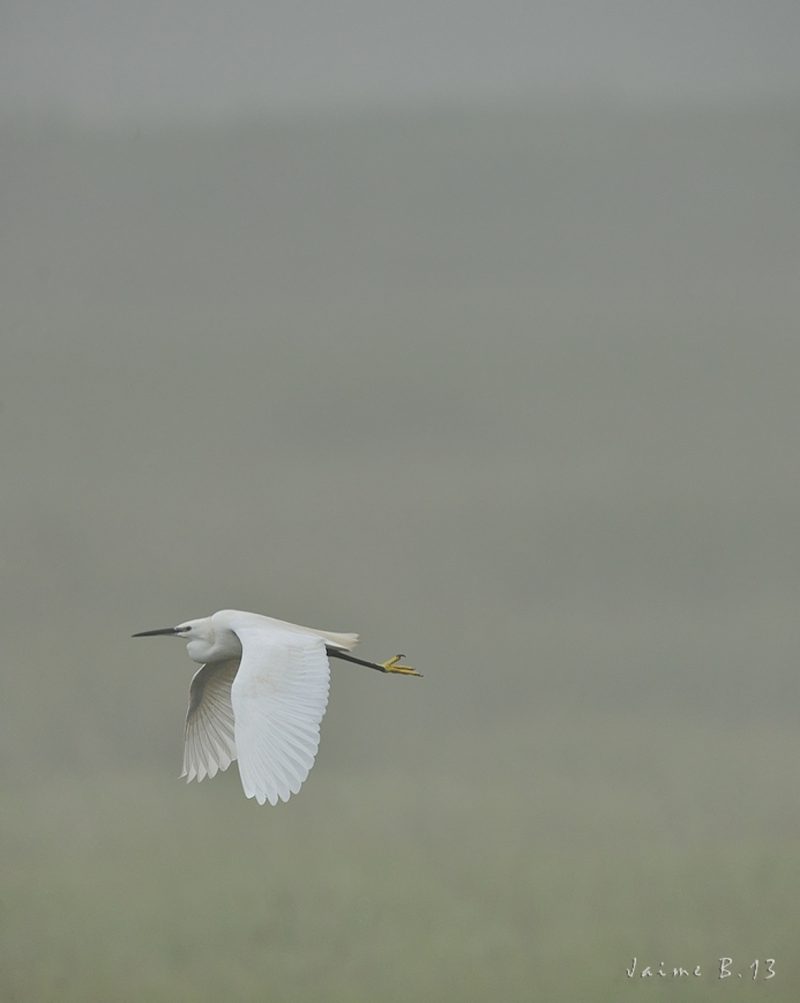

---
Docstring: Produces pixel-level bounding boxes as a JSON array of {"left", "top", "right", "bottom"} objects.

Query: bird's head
[
  {"left": 132, "top": 617, "right": 215, "bottom": 642},
  {"left": 132, "top": 616, "right": 220, "bottom": 662}
]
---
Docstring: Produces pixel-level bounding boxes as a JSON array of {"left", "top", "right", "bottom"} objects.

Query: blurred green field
[{"left": 2, "top": 101, "right": 800, "bottom": 1000}]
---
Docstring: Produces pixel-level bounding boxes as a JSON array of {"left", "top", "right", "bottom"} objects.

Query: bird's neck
[{"left": 187, "top": 630, "right": 242, "bottom": 664}]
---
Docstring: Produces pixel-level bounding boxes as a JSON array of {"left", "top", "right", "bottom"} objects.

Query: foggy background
[
  {"left": 2, "top": 3, "right": 800, "bottom": 1000},
  {"left": 4, "top": 0, "right": 800, "bottom": 119}
]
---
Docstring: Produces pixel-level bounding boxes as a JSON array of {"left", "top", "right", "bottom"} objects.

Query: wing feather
[
  {"left": 182, "top": 659, "right": 240, "bottom": 782},
  {"left": 230, "top": 628, "right": 330, "bottom": 806}
]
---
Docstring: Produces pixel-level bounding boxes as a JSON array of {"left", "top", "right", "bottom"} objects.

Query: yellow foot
[{"left": 381, "top": 654, "right": 422, "bottom": 678}]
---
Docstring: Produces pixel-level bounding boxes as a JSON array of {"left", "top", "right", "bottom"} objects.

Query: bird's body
[
  {"left": 133, "top": 609, "right": 418, "bottom": 805},
  {"left": 181, "top": 609, "right": 360, "bottom": 664}
]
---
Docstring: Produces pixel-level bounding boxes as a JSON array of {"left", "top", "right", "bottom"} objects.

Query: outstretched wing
[
  {"left": 230, "top": 627, "right": 330, "bottom": 806},
  {"left": 182, "top": 659, "right": 240, "bottom": 782}
]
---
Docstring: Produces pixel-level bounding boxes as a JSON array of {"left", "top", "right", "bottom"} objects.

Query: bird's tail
[{"left": 319, "top": 630, "right": 359, "bottom": 652}]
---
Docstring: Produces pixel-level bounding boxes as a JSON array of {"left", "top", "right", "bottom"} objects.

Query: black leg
[{"left": 326, "top": 649, "right": 421, "bottom": 677}]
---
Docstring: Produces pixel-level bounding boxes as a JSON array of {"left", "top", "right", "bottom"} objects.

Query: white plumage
[{"left": 133, "top": 608, "right": 418, "bottom": 805}]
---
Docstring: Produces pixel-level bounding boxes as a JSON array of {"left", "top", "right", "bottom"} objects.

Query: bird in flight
[{"left": 133, "top": 609, "right": 419, "bottom": 805}]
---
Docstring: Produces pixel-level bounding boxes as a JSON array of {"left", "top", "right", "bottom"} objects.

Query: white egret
[{"left": 132, "top": 609, "right": 419, "bottom": 805}]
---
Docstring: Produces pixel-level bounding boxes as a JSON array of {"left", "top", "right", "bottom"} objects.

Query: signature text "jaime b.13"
[{"left": 625, "top": 957, "right": 775, "bottom": 981}]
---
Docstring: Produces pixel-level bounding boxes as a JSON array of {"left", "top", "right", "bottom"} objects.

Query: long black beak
[{"left": 131, "top": 626, "right": 180, "bottom": 638}]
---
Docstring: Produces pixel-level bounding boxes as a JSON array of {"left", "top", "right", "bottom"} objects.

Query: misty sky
[{"left": 2, "top": 0, "right": 800, "bottom": 121}]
